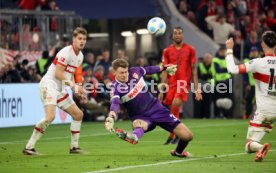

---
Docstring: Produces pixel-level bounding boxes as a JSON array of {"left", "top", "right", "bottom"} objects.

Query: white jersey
[
  {"left": 226, "top": 53, "right": 276, "bottom": 116},
  {"left": 40, "top": 45, "right": 84, "bottom": 91},
  {"left": 244, "top": 55, "right": 276, "bottom": 116}
]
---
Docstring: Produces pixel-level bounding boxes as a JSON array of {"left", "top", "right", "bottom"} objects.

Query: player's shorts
[
  {"left": 130, "top": 101, "right": 181, "bottom": 133},
  {"left": 39, "top": 80, "right": 74, "bottom": 110},
  {"left": 246, "top": 112, "right": 276, "bottom": 141},
  {"left": 163, "top": 85, "right": 189, "bottom": 105}
]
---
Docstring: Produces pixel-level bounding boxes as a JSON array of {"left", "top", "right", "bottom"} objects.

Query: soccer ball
[{"left": 147, "top": 17, "right": 166, "bottom": 37}]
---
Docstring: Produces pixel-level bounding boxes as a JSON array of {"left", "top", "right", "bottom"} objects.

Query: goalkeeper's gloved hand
[
  {"left": 105, "top": 111, "right": 116, "bottom": 132},
  {"left": 163, "top": 64, "right": 177, "bottom": 75}
]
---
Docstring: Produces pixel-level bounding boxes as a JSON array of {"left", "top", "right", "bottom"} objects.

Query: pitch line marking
[{"left": 84, "top": 150, "right": 276, "bottom": 173}]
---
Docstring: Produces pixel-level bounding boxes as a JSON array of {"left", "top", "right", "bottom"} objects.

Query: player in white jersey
[
  {"left": 225, "top": 31, "right": 276, "bottom": 162},
  {"left": 23, "top": 27, "right": 88, "bottom": 155}
]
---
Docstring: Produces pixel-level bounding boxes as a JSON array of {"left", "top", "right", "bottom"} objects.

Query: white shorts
[
  {"left": 246, "top": 112, "right": 276, "bottom": 141},
  {"left": 39, "top": 81, "right": 74, "bottom": 110}
]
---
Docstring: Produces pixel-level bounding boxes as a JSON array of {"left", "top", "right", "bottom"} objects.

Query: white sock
[
  {"left": 70, "top": 120, "right": 82, "bottom": 149},
  {"left": 26, "top": 118, "right": 50, "bottom": 149},
  {"left": 245, "top": 141, "right": 263, "bottom": 153}
]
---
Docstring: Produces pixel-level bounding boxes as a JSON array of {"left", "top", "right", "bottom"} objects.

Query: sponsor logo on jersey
[
  {"left": 60, "top": 57, "right": 65, "bottom": 62},
  {"left": 121, "top": 78, "right": 146, "bottom": 103},
  {"left": 133, "top": 73, "right": 138, "bottom": 79}
]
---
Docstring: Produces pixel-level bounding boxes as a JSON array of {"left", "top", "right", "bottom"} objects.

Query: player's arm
[
  {"left": 191, "top": 53, "right": 202, "bottom": 101},
  {"left": 140, "top": 65, "right": 177, "bottom": 75},
  {"left": 55, "top": 62, "right": 85, "bottom": 95},
  {"left": 105, "top": 86, "right": 120, "bottom": 132},
  {"left": 190, "top": 46, "right": 202, "bottom": 101},
  {"left": 225, "top": 38, "right": 256, "bottom": 74}
]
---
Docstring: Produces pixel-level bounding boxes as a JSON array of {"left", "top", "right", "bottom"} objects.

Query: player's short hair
[
  {"left": 173, "top": 26, "right": 183, "bottom": 33},
  {"left": 112, "top": 59, "right": 129, "bottom": 70},
  {"left": 262, "top": 31, "right": 276, "bottom": 49},
  {"left": 73, "top": 27, "right": 87, "bottom": 37}
]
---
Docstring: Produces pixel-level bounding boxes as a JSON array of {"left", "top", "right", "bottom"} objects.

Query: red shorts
[{"left": 163, "top": 85, "right": 189, "bottom": 106}]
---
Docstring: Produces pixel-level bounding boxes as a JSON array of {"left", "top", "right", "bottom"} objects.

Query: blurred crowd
[
  {"left": 175, "top": 0, "right": 276, "bottom": 59},
  {"left": 175, "top": 0, "right": 274, "bottom": 119},
  {"left": 0, "top": 0, "right": 60, "bottom": 50}
]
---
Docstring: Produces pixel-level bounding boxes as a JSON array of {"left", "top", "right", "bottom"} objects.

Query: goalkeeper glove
[
  {"left": 163, "top": 64, "right": 177, "bottom": 75},
  {"left": 105, "top": 111, "right": 116, "bottom": 132}
]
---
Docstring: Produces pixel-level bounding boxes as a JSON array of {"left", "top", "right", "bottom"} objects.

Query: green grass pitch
[{"left": 0, "top": 119, "right": 275, "bottom": 173}]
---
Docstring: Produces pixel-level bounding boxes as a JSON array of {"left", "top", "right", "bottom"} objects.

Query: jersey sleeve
[
  {"left": 226, "top": 49, "right": 258, "bottom": 74},
  {"left": 109, "top": 83, "right": 120, "bottom": 113},
  {"left": 55, "top": 49, "right": 70, "bottom": 67}
]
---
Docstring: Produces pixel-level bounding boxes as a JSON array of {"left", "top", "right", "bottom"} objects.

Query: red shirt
[{"left": 162, "top": 43, "right": 196, "bottom": 87}]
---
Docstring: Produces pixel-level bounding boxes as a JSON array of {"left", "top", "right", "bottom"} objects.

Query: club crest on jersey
[
  {"left": 133, "top": 73, "right": 139, "bottom": 79},
  {"left": 60, "top": 57, "right": 65, "bottom": 62}
]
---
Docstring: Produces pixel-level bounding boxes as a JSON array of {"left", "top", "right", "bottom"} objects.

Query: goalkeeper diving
[{"left": 105, "top": 58, "right": 193, "bottom": 157}]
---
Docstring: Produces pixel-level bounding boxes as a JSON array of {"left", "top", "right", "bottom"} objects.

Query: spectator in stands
[
  {"left": 194, "top": 53, "right": 214, "bottom": 119},
  {"left": 212, "top": 46, "right": 233, "bottom": 118},
  {"left": 82, "top": 52, "right": 95, "bottom": 71},
  {"left": 205, "top": 14, "right": 235, "bottom": 45},
  {"left": 94, "top": 49, "right": 111, "bottom": 75},
  {"left": 243, "top": 30, "right": 262, "bottom": 58},
  {"left": 20, "top": 24, "right": 32, "bottom": 50},
  {"left": 135, "top": 56, "right": 147, "bottom": 67},
  {"left": 5, "top": 63, "right": 22, "bottom": 83},
  {"left": 116, "top": 49, "right": 129, "bottom": 60},
  {"left": 18, "top": 0, "right": 45, "bottom": 10},
  {"left": 20, "top": 59, "right": 32, "bottom": 82},
  {"left": 107, "top": 66, "right": 115, "bottom": 81},
  {"left": 41, "top": 0, "right": 59, "bottom": 31},
  {"left": 265, "top": 9, "right": 276, "bottom": 32},
  {"left": 177, "top": 0, "right": 197, "bottom": 24},
  {"left": 225, "top": 0, "right": 243, "bottom": 27},
  {"left": 232, "top": 30, "right": 243, "bottom": 60},
  {"left": 196, "top": 0, "right": 218, "bottom": 37},
  {"left": 242, "top": 46, "right": 259, "bottom": 119},
  {"left": 93, "top": 65, "right": 105, "bottom": 83},
  {"left": 36, "top": 50, "right": 49, "bottom": 76},
  {"left": 27, "top": 65, "right": 41, "bottom": 82},
  {"left": 197, "top": 0, "right": 224, "bottom": 10}
]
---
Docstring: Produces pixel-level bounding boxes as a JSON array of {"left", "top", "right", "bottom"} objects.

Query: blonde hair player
[
  {"left": 225, "top": 31, "right": 276, "bottom": 162},
  {"left": 23, "top": 27, "right": 88, "bottom": 155}
]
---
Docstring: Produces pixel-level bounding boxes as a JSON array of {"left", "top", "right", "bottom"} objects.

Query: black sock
[{"left": 175, "top": 139, "right": 189, "bottom": 154}]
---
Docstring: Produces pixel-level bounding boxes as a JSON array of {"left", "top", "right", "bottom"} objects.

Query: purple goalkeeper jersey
[{"left": 110, "top": 66, "right": 165, "bottom": 118}]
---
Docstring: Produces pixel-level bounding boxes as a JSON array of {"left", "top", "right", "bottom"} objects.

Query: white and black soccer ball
[{"left": 147, "top": 17, "right": 166, "bottom": 37}]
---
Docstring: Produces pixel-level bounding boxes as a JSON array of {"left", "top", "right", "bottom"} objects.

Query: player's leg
[
  {"left": 23, "top": 85, "right": 57, "bottom": 155},
  {"left": 163, "top": 87, "right": 177, "bottom": 144},
  {"left": 23, "top": 105, "right": 56, "bottom": 155},
  {"left": 170, "top": 97, "right": 185, "bottom": 144},
  {"left": 170, "top": 123, "right": 193, "bottom": 157},
  {"left": 245, "top": 113, "right": 272, "bottom": 161},
  {"left": 155, "top": 109, "right": 193, "bottom": 158},
  {"left": 115, "top": 119, "right": 150, "bottom": 144},
  {"left": 62, "top": 101, "right": 84, "bottom": 153}
]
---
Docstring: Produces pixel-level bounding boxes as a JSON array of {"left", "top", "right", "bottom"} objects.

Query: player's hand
[
  {"left": 72, "top": 84, "right": 86, "bottom": 95},
  {"left": 195, "top": 89, "right": 203, "bottom": 101},
  {"left": 158, "top": 92, "right": 164, "bottom": 102},
  {"left": 225, "top": 38, "right": 234, "bottom": 49},
  {"left": 164, "top": 64, "right": 177, "bottom": 75},
  {"left": 105, "top": 111, "right": 116, "bottom": 132}
]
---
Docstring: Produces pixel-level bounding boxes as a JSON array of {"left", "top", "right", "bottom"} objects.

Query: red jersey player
[{"left": 159, "top": 27, "right": 202, "bottom": 144}]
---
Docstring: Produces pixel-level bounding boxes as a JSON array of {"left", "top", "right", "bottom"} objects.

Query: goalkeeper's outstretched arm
[{"left": 140, "top": 65, "right": 177, "bottom": 75}]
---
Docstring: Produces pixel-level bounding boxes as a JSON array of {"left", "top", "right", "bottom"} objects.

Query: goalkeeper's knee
[{"left": 133, "top": 119, "right": 149, "bottom": 131}]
